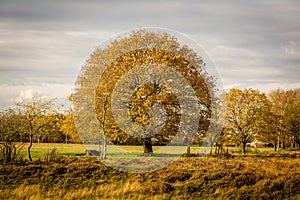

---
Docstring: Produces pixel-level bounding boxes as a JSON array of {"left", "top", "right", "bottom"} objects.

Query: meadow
[
  {"left": 1, "top": 143, "right": 300, "bottom": 199},
  {"left": 21, "top": 143, "right": 280, "bottom": 159}
]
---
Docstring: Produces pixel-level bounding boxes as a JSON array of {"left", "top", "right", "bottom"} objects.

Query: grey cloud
[{"left": 0, "top": 0, "right": 300, "bottom": 108}]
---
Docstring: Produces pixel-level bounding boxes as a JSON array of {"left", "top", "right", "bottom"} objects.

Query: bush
[
  {"left": 44, "top": 148, "right": 62, "bottom": 163},
  {"left": 0, "top": 141, "right": 24, "bottom": 164}
]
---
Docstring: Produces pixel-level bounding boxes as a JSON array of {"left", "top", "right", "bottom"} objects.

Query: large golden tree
[{"left": 73, "top": 30, "right": 214, "bottom": 157}]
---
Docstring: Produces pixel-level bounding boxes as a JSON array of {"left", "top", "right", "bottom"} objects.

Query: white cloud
[
  {"left": 18, "top": 89, "right": 36, "bottom": 100},
  {"left": 0, "top": 83, "right": 73, "bottom": 109},
  {"left": 281, "top": 41, "right": 300, "bottom": 58},
  {"left": 252, "top": 82, "right": 300, "bottom": 94}
]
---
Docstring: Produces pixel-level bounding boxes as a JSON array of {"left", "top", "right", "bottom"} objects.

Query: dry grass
[{"left": 1, "top": 155, "right": 300, "bottom": 199}]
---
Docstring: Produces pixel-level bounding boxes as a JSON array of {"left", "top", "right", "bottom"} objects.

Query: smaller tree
[
  {"left": 223, "top": 88, "right": 270, "bottom": 153},
  {"left": 39, "top": 113, "right": 65, "bottom": 143},
  {"left": 60, "top": 109, "right": 81, "bottom": 144},
  {"left": 204, "top": 100, "right": 225, "bottom": 155},
  {"left": 287, "top": 103, "right": 300, "bottom": 147},
  {"left": 0, "top": 109, "right": 24, "bottom": 164},
  {"left": 16, "top": 97, "right": 57, "bottom": 161},
  {"left": 258, "top": 110, "right": 281, "bottom": 151},
  {"left": 269, "top": 89, "right": 294, "bottom": 150},
  {"left": 285, "top": 89, "right": 300, "bottom": 148}
]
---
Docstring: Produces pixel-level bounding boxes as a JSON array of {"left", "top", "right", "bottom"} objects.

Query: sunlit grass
[
  {"left": 19, "top": 143, "right": 86, "bottom": 159},
  {"left": 19, "top": 143, "right": 204, "bottom": 160},
  {"left": 18, "top": 142, "right": 296, "bottom": 162},
  {"left": 1, "top": 156, "right": 299, "bottom": 199}
]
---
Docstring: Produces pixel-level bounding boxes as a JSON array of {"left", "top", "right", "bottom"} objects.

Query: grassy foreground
[{"left": 1, "top": 153, "right": 300, "bottom": 199}]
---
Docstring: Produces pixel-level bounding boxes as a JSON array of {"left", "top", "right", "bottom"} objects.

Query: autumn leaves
[{"left": 73, "top": 29, "right": 215, "bottom": 171}]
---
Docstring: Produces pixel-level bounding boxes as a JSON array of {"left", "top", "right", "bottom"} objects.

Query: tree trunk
[
  {"left": 217, "top": 145, "right": 221, "bottom": 154},
  {"left": 292, "top": 137, "right": 295, "bottom": 148},
  {"left": 65, "top": 134, "right": 68, "bottom": 144},
  {"left": 277, "top": 133, "right": 280, "bottom": 151},
  {"left": 186, "top": 146, "right": 191, "bottom": 155},
  {"left": 28, "top": 134, "right": 33, "bottom": 162},
  {"left": 143, "top": 137, "right": 153, "bottom": 155},
  {"left": 98, "top": 139, "right": 102, "bottom": 159},
  {"left": 242, "top": 142, "right": 246, "bottom": 154},
  {"left": 102, "top": 134, "right": 107, "bottom": 160}
]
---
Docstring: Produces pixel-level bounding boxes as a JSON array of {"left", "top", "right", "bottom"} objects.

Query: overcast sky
[{"left": 0, "top": 0, "right": 299, "bottom": 109}]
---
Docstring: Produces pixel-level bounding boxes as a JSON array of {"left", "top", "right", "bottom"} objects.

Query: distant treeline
[{"left": 0, "top": 88, "right": 300, "bottom": 150}]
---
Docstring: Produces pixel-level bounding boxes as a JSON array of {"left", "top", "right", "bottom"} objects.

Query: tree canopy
[
  {"left": 223, "top": 88, "right": 270, "bottom": 153},
  {"left": 73, "top": 29, "right": 215, "bottom": 155}
]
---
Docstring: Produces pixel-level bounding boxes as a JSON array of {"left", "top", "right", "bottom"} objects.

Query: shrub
[{"left": 0, "top": 141, "right": 24, "bottom": 164}]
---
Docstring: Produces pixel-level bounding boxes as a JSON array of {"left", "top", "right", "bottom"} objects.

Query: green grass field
[
  {"left": 22, "top": 143, "right": 86, "bottom": 158},
  {"left": 20, "top": 143, "right": 200, "bottom": 159},
  {"left": 19, "top": 142, "right": 288, "bottom": 160}
]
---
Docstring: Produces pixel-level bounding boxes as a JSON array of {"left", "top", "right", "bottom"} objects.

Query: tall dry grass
[{"left": 0, "top": 156, "right": 299, "bottom": 199}]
